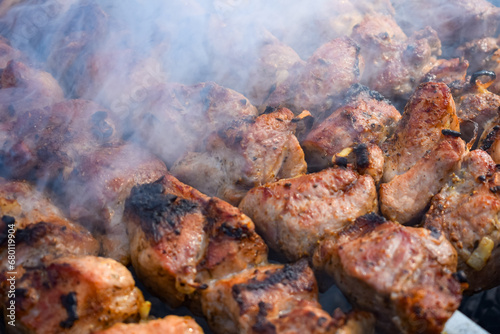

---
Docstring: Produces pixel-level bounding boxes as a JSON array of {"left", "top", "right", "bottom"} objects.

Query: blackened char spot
[
  {"left": 452, "top": 270, "right": 468, "bottom": 283},
  {"left": 480, "top": 126, "right": 500, "bottom": 151},
  {"left": 354, "top": 143, "right": 370, "bottom": 169},
  {"left": 231, "top": 261, "right": 310, "bottom": 313},
  {"left": 126, "top": 182, "right": 198, "bottom": 242},
  {"left": 252, "top": 302, "right": 276, "bottom": 334},
  {"left": 426, "top": 225, "right": 442, "bottom": 239},
  {"left": 15, "top": 222, "right": 53, "bottom": 245},
  {"left": 344, "top": 83, "right": 390, "bottom": 104},
  {"left": 60, "top": 292, "right": 79, "bottom": 328},
  {"left": 0, "top": 215, "right": 15, "bottom": 245},
  {"left": 219, "top": 222, "right": 250, "bottom": 240},
  {"left": 441, "top": 129, "right": 462, "bottom": 138}
]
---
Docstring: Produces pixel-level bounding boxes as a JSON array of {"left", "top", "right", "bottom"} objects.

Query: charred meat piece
[
  {"left": 456, "top": 37, "right": 500, "bottom": 75},
  {"left": 0, "top": 255, "right": 145, "bottom": 334},
  {"left": 424, "top": 150, "right": 500, "bottom": 292},
  {"left": 0, "top": 99, "right": 120, "bottom": 180},
  {"left": 380, "top": 135, "right": 466, "bottom": 225},
  {"left": 170, "top": 107, "right": 307, "bottom": 205},
  {"left": 265, "top": 37, "right": 363, "bottom": 117},
  {"left": 124, "top": 174, "right": 268, "bottom": 307},
  {"left": 239, "top": 167, "right": 377, "bottom": 261},
  {"left": 57, "top": 143, "right": 167, "bottom": 264},
  {"left": 92, "top": 316, "right": 204, "bottom": 334},
  {"left": 392, "top": 0, "right": 500, "bottom": 47},
  {"left": 302, "top": 84, "right": 400, "bottom": 170},
  {"left": 200, "top": 260, "right": 358, "bottom": 334},
  {"left": 351, "top": 13, "right": 441, "bottom": 99},
  {"left": 0, "top": 178, "right": 99, "bottom": 272},
  {"left": 313, "top": 214, "right": 463, "bottom": 334},
  {"left": 382, "top": 82, "right": 460, "bottom": 183},
  {"left": 129, "top": 81, "right": 259, "bottom": 165}
]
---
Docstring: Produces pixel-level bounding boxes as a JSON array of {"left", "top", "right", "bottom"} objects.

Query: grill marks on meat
[
  {"left": 351, "top": 13, "right": 441, "bottom": 99},
  {"left": 171, "top": 107, "right": 306, "bottom": 205},
  {"left": 124, "top": 174, "right": 268, "bottom": 307},
  {"left": 0, "top": 256, "right": 145, "bottom": 334},
  {"left": 201, "top": 260, "right": 344, "bottom": 334},
  {"left": 57, "top": 143, "right": 167, "bottom": 264},
  {"left": 239, "top": 168, "right": 378, "bottom": 261},
  {"left": 313, "top": 214, "right": 463, "bottom": 334},
  {"left": 424, "top": 150, "right": 500, "bottom": 292},
  {"left": 264, "top": 37, "right": 363, "bottom": 117},
  {"left": 0, "top": 178, "right": 99, "bottom": 272},
  {"left": 302, "top": 84, "right": 400, "bottom": 171}
]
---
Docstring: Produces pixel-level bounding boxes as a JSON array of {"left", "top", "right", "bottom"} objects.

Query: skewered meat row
[{"left": 124, "top": 173, "right": 374, "bottom": 333}]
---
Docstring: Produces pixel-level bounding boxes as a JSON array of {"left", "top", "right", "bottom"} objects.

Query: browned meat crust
[
  {"left": 124, "top": 174, "right": 268, "bottom": 307},
  {"left": 382, "top": 82, "right": 460, "bottom": 183},
  {"left": 424, "top": 150, "right": 500, "bottom": 292},
  {"left": 313, "top": 214, "right": 463, "bottom": 334},
  {"left": 171, "top": 107, "right": 306, "bottom": 205},
  {"left": 239, "top": 167, "right": 377, "bottom": 261},
  {"left": 302, "top": 84, "right": 400, "bottom": 170},
  {"left": 0, "top": 256, "right": 145, "bottom": 334}
]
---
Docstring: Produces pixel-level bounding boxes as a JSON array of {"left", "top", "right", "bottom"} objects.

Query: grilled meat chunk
[
  {"left": 92, "top": 316, "right": 204, "bottom": 334},
  {"left": 380, "top": 135, "right": 466, "bottom": 225},
  {"left": 58, "top": 143, "right": 167, "bottom": 264},
  {"left": 129, "top": 82, "right": 259, "bottom": 165},
  {"left": 313, "top": 214, "right": 463, "bottom": 334},
  {"left": 421, "top": 58, "right": 469, "bottom": 85},
  {"left": 351, "top": 13, "right": 441, "bottom": 98},
  {"left": 382, "top": 82, "right": 460, "bottom": 183},
  {"left": 424, "top": 150, "right": 500, "bottom": 292},
  {"left": 1, "top": 255, "right": 145, "bottom": 334},
  {"left": 0, "top": 99, "right": 120, "bottom": 180},
  {"left": 265, "top": 37, "right": 363, "bottom": 117},
  {"left": 239, "top": 167, "right": 377, "bottom": 261},
  {"left": 302, "top": 84, "right": 400, "bottom": 170},
  {"left": 171, "top": 107, "right": 306, "bottom": 205},
  {"left": 200, "top": 260, "right": 351, "bottom": 334},
  {"left": 392, "top": 0, "right": 500, "bottom": 47},
  {"left": 456, "top": 37, "right": 500, "bottom": 75},
  {"left": 124, "top": 174, "right": 268, "bottom": 307},
  {"left": 0, "top": 178, "right": 99, "bottom": 272}
]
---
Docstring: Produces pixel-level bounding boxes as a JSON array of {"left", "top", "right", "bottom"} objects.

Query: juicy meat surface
[
  {"left": 382, "top": 82, "right": 460, "bottom": 183},
  {"left": 129, "top": 81, "right": 259, "bottom": 165},
  {"left": 265, "top": 37, "right": 363, "bottom": 117},
  {"left": 1, "top": 255, "right": 145, "bottom": 334},
  {"left": 351, "top": 13, "right": 441, "bottom": 98},
  {"left": 171, "top": 107, "right": 307, "bottom": 205},
  {"left": 239, "top": 167, "right": 378, "bottom": 261},
  {"left": 200, "top": 260, "right": 347, "bottom": 334},
  {"left": 302, "top": 84, "right": 400, "bottom": 170},
  {"left": 424, "top": 150, "right": 500, "bottom": 292},
  {"left": 0, "top": 178, "right": 99, "bottom": 272},
  {"left": 0, "top": 99, "right": 120, "bottom": 180},
  {"left": 92, "top": 316, "right": 204, "bottom": 334},
  {"left": 124, "top": 174, "right": 268, "bottom": 307},
  {"left": 59, "top": 143, "right": 168, "bottom": 264},
  {"left": 380, "top": 135, "right": 467, "bottom": 225},
  {"left": 313, "top": 214, "right": 463, "bottom": 334}
]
